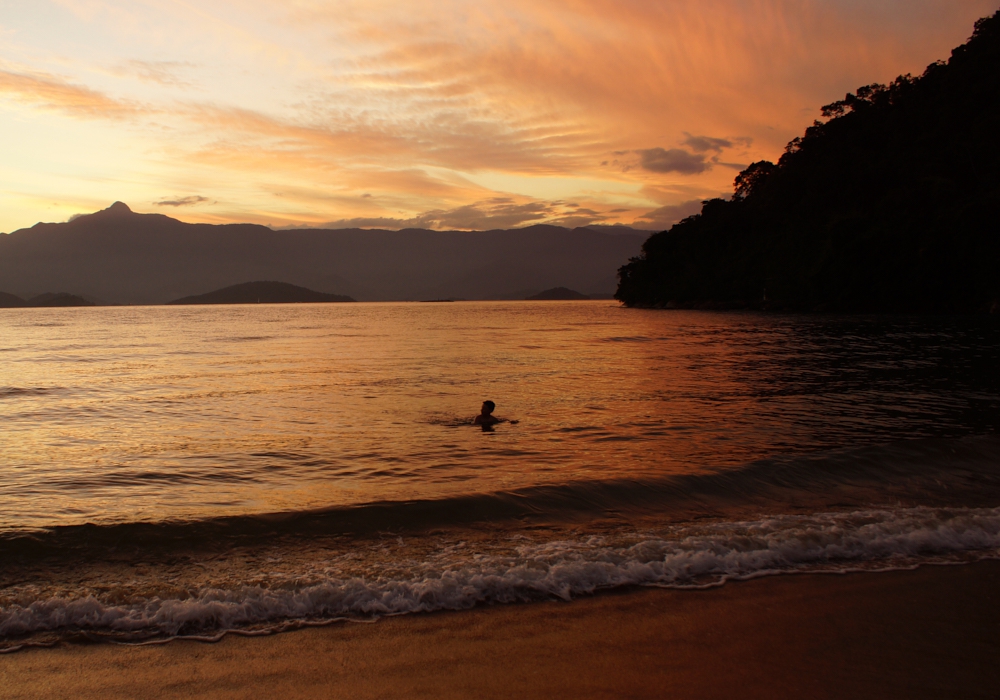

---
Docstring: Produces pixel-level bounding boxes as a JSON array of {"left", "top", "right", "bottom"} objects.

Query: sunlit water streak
[{"left": 1, "top": 302, "right": 998, "bottom": 647}]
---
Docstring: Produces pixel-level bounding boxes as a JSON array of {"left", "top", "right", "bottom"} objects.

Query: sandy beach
[{"left": 3, "top": 560, "right": 998, "bottom": 700}]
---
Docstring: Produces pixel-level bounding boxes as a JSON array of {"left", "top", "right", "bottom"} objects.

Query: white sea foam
[{"left": 2, "top": 505, "right": 999, "bottom": 645}]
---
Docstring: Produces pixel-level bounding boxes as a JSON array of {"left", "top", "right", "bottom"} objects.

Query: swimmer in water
[
  {"left": 474, "top": 400, "right": 501, "bottom": 427},
  {"left": 473, "top": 401, "right": 519, "bottom": 430}
]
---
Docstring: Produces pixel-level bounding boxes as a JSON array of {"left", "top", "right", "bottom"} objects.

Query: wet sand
[{"left": 3, "top": 560, "right": 999, "bottom": 700}]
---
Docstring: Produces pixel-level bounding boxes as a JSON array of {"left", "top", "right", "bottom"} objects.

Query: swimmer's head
[{"left": 481, "top": 400, "right": 496, "bottom": 414}]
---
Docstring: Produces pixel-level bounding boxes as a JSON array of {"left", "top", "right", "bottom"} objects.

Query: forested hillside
[{"left": 617, "top": 12, "right": 1000, "bottom": 313}]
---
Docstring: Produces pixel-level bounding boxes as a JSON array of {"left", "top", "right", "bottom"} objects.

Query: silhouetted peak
[
  {"left": 68, "top": 201, "right": 140, "bottom": 225},
  {"left": 101, "top": 202, "right": 132, "bottom": 216}
]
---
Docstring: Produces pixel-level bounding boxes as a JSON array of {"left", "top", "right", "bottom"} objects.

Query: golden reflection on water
[{"left": 0, "top": 302, "right": 994, "bottom": 530}]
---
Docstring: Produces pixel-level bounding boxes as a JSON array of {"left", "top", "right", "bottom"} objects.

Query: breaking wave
[{"left": 2, "top": 505, "right": 999, "bottom": 650}]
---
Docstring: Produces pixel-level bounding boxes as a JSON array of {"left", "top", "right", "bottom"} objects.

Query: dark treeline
[{"left": 617, "top": 11, "right": 1000, "bottom": 313}]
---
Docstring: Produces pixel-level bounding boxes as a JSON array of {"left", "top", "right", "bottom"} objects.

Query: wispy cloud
[
  {"left": 298, "top": 197, "right": 613, "bottom": 230},
  {"left": 683, "top": 134, "right": 735, "bottom": 153},
  {"left": 0, "top": 67, "right": 144, "bottom": 119},
  {"left": 634, "top": 199, "right": 705, "bottom": 229},
  {"left": 154, "top": 195, "right": 209, "bottom": 207},
  {"left": 119, "top": 60, "right": 197, "bottom": 88}
]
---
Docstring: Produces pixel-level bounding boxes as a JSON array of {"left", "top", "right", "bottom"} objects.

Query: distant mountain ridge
[
  {"left": 168, "top": 281, "right": 354, "bottom": 305},
  {"left": 0, "top": 204, "right": 645, "bottom": 304}
]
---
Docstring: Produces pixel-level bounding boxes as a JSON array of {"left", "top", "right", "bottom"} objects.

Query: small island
[
  {"left": 167, "top": 281, "right": 355, "bottom": 306},
  {"left": 527, "top": 287, "right": 590, "bottom": 300},
  {"left": 0, "top": 291, "right": 95, "bottom": 307}
]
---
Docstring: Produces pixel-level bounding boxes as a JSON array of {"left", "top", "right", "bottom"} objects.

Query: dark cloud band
[{"left": 636, "top": 147, "right": 710, "bottom": 174}]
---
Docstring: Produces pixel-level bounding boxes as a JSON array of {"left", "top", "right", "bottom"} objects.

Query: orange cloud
[
  {"left": 118, "top": 60, "right": 198, "bottom": 88},
  {"left": 0, "top": 67, "right": 144, "bottom": 119}
]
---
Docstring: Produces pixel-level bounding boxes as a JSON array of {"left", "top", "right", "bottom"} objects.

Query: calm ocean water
[{"left": 1, "top": 302, "right": 999, "bottom": 649}]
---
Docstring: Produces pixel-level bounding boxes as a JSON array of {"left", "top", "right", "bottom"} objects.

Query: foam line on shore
[{"left": 2, "top": 505, "right": 999, "bottom": 649}]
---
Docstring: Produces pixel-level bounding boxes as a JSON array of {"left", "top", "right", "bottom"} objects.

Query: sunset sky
[{"left": 1, "top": 0, "right": 995, "bottom": 233}]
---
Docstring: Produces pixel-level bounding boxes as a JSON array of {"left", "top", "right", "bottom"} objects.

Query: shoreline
[{"left": 3, "top": 560, "right": 999, "bottom": 699}]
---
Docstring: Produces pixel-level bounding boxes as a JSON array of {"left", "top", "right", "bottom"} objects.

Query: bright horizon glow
[{"left": 1, "top": 0, "right": 995, "bottom": 232}]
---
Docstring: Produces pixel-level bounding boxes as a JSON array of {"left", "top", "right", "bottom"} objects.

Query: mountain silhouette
[
  {"left": 0, "top": 204, "right": 645, "bottom": 304},
  {"left": 617, "top": 11, "right": 1000, "bottom": 313},
  {"left": 28, "top": 293, "right": 95, "bottom": 307},
  {"left": 168, "top": 281, "right": 354, "bottom": 305},
  {"left": 0, "top": 292, "right": 26, "bottom": 308}
]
